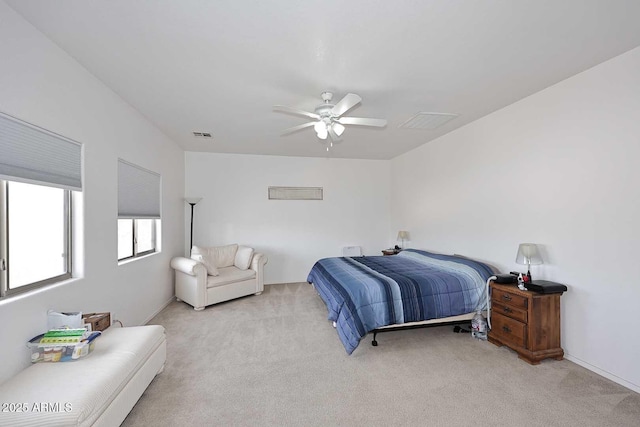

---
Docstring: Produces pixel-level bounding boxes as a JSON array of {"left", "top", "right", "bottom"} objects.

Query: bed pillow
[{"left": 234, "top": 246, "right": 254, "bottom": 270}]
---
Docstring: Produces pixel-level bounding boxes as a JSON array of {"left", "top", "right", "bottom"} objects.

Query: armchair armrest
[
  {"left": 171, "top": 257, "right": 207, "bottom": 310},
  {"left": 250, "top": 253, "right": 268, "bottom": 271},
  {"left": 170, "top": 257, "right": 206, "bottom": 276},
  {"left": 250, "top": 253, "right": 268, "bottom": 294}
]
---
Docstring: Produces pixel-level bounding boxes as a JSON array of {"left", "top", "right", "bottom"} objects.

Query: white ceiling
[{"left": 7, "top": 0, "right": 640, "bottom": 160}]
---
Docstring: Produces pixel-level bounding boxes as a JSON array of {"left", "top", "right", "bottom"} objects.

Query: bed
[{"left": 306, "top": 249, "right": 495, "bottom": 354}]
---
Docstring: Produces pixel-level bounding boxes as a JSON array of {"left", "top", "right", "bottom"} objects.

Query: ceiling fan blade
[
  {"left": 337, "top": 117, "right": 387, "bottom": 127},
  {"left": 273, "top": 105, "right": 320, "bottom": 120},
  {"left": 281, "top": 121, "right": 317, "bottom": 135},
  {"left": 331, "top": 93, "right": 362, "bottom": 117},
  {"left": 327, "top": 125, "right": 342, "bottom": 143}
]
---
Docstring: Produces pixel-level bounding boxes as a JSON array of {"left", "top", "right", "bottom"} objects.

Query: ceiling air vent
[
  {"left": 398, "top": 112, "right": 459, "bottom": 130},
  {"left": 268, "top": 186, "right": 323, "bottom": 200},
  {"left": 192, "top": 131, "right": 212, "bottom": 138}
]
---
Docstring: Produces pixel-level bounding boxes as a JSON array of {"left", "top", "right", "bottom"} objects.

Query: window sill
[
  {"left": 0, "top": 276, "right": 81, "bottom": 306},
  {"left": 118, "top": 250, "right": 160, "bottom": 266}
]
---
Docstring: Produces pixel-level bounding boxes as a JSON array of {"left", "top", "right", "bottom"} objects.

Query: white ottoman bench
[{"left": 0, "top": 325, "right": 166, "bottom": 427}]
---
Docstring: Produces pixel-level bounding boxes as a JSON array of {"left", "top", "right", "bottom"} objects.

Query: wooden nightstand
[{"left": 488, "top": 282, "right": 564, "bottom": 364}]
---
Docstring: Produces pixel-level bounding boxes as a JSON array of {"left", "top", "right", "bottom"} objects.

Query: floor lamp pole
[
  {"left": 185, "top": 197, "right": 202, "bottom": 256},
  {"left": 189, "top": 203, "right": 195, "bottom": 256}
]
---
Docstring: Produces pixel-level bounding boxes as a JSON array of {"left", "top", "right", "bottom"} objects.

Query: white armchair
[{"left": 170, "top": 244, "right": 268, "bottom": 311}]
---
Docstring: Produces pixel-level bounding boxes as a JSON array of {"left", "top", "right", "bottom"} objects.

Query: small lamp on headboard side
[
  {"left": 397, "top": 231, "right": 410, "bottom": 249},
  {"left": 515, "top": 243, "right": 543, "bottom": 282}
]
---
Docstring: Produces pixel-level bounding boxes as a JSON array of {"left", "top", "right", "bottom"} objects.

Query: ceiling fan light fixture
[
  {"left": 315, "top": 123, "right": 328, "bottom": 140},
  {"left": 275, "top": 91, "right": 387, "bottom": 149},
  {"left": 314, "top": 120, "right": 330, "bottom": 139},
  {"left": 332, "top": 122, "right": 345, "bottom": 137}
]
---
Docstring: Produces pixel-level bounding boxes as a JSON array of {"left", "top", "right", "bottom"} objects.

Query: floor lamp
[{"left": 185, "top": 197, "right": 202, "bottom": 255}]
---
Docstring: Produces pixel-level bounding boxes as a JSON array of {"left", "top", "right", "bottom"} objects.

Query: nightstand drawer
[
  {"left": 491, "top": 313, "right": 526, "bottom": 348},
  {"left": 492, "top": 302, "right": 528, "bottom": 323},
  {"left": 492, "top": 288, "right": 528, "bottom": 310}
]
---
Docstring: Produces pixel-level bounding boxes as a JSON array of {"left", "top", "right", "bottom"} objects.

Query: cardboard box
[{"left": 82, "top": 312, "right": 111, "bottom": 332}]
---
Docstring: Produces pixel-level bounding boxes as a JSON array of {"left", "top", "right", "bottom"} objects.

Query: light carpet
[{"left": 123, "top": 282, "right": 639, "bottom": 426}]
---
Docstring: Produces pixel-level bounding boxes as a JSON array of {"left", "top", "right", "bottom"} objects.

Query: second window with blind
[{"left": 117, "top": 159, "right": 161, "bottom": 261}]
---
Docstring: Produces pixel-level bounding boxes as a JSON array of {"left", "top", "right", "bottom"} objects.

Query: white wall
[
  {"left": 185, "top": 153, "right": 390, "bottom": 283},
  {"left": 0, "top": 2, "right": 184, "bottom": 383},
  {"left": 390, "top": 46, "right": 640, "bottom": 392}
]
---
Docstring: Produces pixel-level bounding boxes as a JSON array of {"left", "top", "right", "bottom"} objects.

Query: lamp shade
[
  {"left": 515, "top": 243, "right": 543, "bottom": 265},
  {"left": 185, "top": 197, "right": 202, "bottom": 205},
  {"left": 333, "top": 122, "right": 346, "bottom": 137},
  {"left": 314, "top": 121, "right": 328, "bottom": 139},
  {"left": 397, "top": 231, "right": 410, "bottom": 241}
]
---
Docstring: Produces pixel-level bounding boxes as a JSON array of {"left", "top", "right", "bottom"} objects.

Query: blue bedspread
[{"left": 306, "top": 249, "right": 494, "bottom": 354}]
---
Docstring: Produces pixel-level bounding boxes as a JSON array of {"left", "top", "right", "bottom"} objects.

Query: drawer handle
[
  {"left": 502, "top": 294, "right": 512, "bottom": 301},
  {"left": 503, "top": 307, "right": 512, "bottom": 313},
  {"left": 502, "top": 325, "right": 511, "bottom": 333}
]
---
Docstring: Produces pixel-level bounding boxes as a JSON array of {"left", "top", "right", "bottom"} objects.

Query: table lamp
[
  {"left": 515, "top": 243, "right": 543, "bottom": 282},
  {"left": 397, "top": 231, "right": 410, "bottom": 249}
]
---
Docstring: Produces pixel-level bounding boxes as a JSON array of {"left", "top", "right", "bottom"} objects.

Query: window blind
[
  {"left": 118, "top": 159, "right": 161, "bottom": 219},
  {"left": 0, "top": 112, "right": 83, "bottom": 191}
]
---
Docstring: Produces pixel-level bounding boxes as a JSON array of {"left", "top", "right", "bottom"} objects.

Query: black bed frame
[{"left": 370, "top": 319, "right": 471, "bottom": 346}]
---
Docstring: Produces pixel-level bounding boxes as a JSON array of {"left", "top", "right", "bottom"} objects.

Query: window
[
  {"left": 0, "top": 112, "right": 82, "bottom": 299},
  {"left": 117, "top": 219, "right": 134, "bottom": 260},
  {"left": 117, "top": 159, "right": 161, "bottom": 261},
  {"left": 117, "top": 218, "right": 158, "bottom": 261},
  {"left": 135, "top": 219, "right": 156, "bottom": 253},
  {"left": 0, "top": 181, "right": 72, "bottom": 296}
]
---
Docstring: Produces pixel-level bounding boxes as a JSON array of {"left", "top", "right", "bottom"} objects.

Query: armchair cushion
[
  {"left": 207, "top": 266, "right": 256, "bottom": 288},
  {"left": 192, "top": 244, "right": 238, "bottom": 269},
  {"left": 234, "top": 245, "right": 254, "bottom": 270},
  {"left": 212, "top": 244, "right": 238, "bottom": 267}
]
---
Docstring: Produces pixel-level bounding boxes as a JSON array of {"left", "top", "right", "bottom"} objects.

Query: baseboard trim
[
  {"left": 264, "top": 282, "right": 308, "bottom": 286},
  {"left": 565, "top": 353, "right": 640, "bottom": 394},
  {"left": 143, "top": 296, "right": 175, "bottom": 326}
]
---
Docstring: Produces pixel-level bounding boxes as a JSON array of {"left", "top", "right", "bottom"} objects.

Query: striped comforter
[{"left": 307, "top": 249, "right": 495, "bottom": 354}]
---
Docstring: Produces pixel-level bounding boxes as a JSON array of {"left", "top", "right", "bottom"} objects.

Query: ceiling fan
[{"left": 274, "top": 92, "right": 387, "bottom": 147}]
